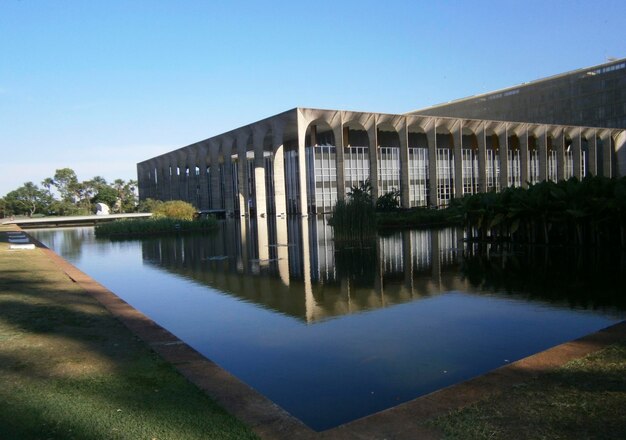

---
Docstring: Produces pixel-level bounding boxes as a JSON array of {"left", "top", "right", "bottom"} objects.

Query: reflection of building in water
[{"left": 141, "top": 218, "right": 468, "bottom": 323}]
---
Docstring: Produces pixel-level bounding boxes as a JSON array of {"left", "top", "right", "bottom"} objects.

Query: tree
[
  {"left": 52, "top": 168, "right": 80, "bottom": 203},
  {"left": 3, "top": 182, "right": 53, "bottom": 217}
]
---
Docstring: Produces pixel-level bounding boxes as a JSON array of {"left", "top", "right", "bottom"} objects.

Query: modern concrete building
[
  {"left": 137, "top": 107, "right": 626, "bottom": 215},
  {"left": 410, "top": 58, "right": 626, "bottom": 129}
]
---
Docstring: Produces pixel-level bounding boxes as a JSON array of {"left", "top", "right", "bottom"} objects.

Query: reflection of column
[
  {"left": 431, "top": 229, "right": 441, "bottom": 286},
  {"left": 256, "top": 215, "right": 269, "bottom": 266},
  {"left": 301, "top": 216, "right": 314, "bottom": 322},
  {"left": 402, "top": 230, "right": 413, "bottom": 292},
  {"left": 238, "top": 217, "right": 249, "bottom": 273},
  {"left": 275, "top": 217, "right": 290, "bottom": 286},
  {"left": 375, "top": 237, "right": 384, "bottom": 306},
  {"left": 519, "top": 129, "right": 529, "bottom": 188}
]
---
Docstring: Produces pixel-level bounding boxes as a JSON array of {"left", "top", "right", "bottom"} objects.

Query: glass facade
[
  {"left": 306, "top": 145, "right": 338, "bottom": 214},
  {"left": 528, "top": 149, "right": 540, "bottom": 184},
  {"left": 461, "top": 148, "right": 479, "bottom": 195},
  {"left": 548, "top": 149, "right": 558, "bottom": 182},
  {"left": 486, "top": 149, "right": 500, "bottom": 191},
  {"left": 436, "top": 148, "right": 454, "bottom": 206},
  {"left": 507, "top": 149, "right": 521, "bottom": 187},
  {"left": 408, "top": 148, "right": 429, "bottom": 207},
  {"left": 344, "top": 146, "right": 370, "bottom": 194},
  {"left": 377, "top": 147, "right": 401, "bottom": 195}
]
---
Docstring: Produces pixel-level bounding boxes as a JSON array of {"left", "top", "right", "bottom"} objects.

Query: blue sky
[{"left": 1, "top": 0, "right": 625, "bottom": 196}]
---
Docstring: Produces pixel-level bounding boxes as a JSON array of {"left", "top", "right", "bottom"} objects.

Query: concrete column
[
  {"left": 427, "top": 122, "right": 438, "bottom": 207},
  {"left": 477, "top": 124, "right": 487, "bottom": 193},
  {"left": 519, "top": 129, "right": 529, "bottom": 188},
  {"left": 572, "top": 130, "right": 582, "bottom": 179},
  {"left": 369, "top": 123, "right": 379, "bottom": 201},
  {"left": 601, "top": 131, "right": 612, "bottom": 177},
  {"left": 498, "top": 128, "right": 508, "bottom": 190},
  {"left": 253, "top": 126, "right": 267, "bottom": 217},
  {"left": 538, "top": 130, "right": 548, "bottom": 182},
  {"left": 196, "top": 145, "right": 209, "bottom": 210},
  {"left": 399, "top": 121, "right": 410, "bottom": 208},
  {"left": 222, "top": 138, "right": 235, "bottom": 216},
  {"left": 209, "top": 142, "right": 222, "bottom": 210},
  {"left": 333, "top": 122, "right": 346, "bottom": 202},
  {"left": 615, "top": 131, "right": 626, "bottom": 178},
  {"left": 296, "top": 122, "right": 309, "bottom": 215},
  {"left": 237, "top": 133, "right": 251, "bottom": 216},
  {"left": 587, "top": 130, "right": 598, "bottom": 176},
  {"left": 272, "top": 122, "right": 287, "bottom": 217},
  {"left": 555, "top": 130, "right": 565, "bottom": 181},
  {"left": 453, "top": 121, "right": 463, "bottom": 198}
]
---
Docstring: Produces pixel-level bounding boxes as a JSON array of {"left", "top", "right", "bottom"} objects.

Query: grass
[
  {"left": 430, "top": 342, "right": 626, "bottom": 440},
  {"left": 94, "top": 217, "right": 218, "bottom": 238},
  {"left": 0, "top": 226, "right": 258, "bottom": 440}
]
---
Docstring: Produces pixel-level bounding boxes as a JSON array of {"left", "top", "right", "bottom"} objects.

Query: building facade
[
  {"left": 410, "top": 58, "right": 626, "bottom": 129},
  {"left": 137, "top": 107, "right": 626, "bottom": 215}
]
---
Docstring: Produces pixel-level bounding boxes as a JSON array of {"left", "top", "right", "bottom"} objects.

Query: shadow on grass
[{"left": 0, "top": 262, "right": 258, "bottom": 440}]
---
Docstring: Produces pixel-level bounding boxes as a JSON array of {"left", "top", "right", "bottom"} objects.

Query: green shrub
[{"left": 152, "top": 200, "right": 196, "bottom": 220}]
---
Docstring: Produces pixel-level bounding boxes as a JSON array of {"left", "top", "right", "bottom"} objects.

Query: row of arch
[{"left": 137, "top": 108, "right": 623, "bottom": 216}]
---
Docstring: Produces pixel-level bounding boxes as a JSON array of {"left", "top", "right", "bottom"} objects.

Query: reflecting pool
[{"left": 31, "top": 217, "right": 626, "bottom": 431}]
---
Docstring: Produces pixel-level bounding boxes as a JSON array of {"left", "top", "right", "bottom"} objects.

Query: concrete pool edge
[{"left": 31, "top": 232, "right": 626, "bottom": 439}]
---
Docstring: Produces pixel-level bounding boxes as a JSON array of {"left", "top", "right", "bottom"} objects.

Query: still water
[{"left": 31, "top": 217, "right": 626, "bottom": 431}]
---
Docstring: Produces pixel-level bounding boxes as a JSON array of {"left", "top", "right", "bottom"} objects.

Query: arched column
[
  {"left": 571, "top": 129, "right": 582, "bottom": 179},
  {"left": 498, "top": 126, "right": 508, "bottom": 190},
  {"left": 537, "top": 128, "right": 548, "bottom": 182},
  {"left": 554, "top": 129, "right": 565, "bottom": 181},
  {"left": 399, "top": 119, "right": 410, "bottom": 208},
  {"left": 207, "top": 140, "right": 224, "bottom": 209},
  {"left": 236, "top": 132, "right": 251, "bottom": 216},
  {"left": 518, "top": 126, "right": 529, "bottom": 187},
  {"left": 601, "top": 130, "right": 613, "bottom": 177},
  {"left": 222, "top": 137, "right": 235, "bottom": 216},
  {"left": 253, "top": 125, "right": 268, "bottom": 217},
  {"left": 271, "top": 120, "right": 287, "bottom": 217},
  {"left": 453, "top": 120, "right": 463, "bottom": 198},
  {"left": 585, "top": 129, "right": 598, "bottom": 176},
  {"left": 477, "top": 123, "right": 487, "bottom": 193},
  {"left": 427, "top": 119, "right": 438, "bottom": 207}
]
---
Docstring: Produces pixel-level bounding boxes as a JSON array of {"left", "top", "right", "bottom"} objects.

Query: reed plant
[
  {"left": 95, "top": 217, "right": 218, "bottom": 238},
  {"left": 330, "top": 198, "right": 377, "bottom": 246}
]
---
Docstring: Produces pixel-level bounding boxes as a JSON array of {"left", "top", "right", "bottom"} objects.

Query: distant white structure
[{"left": 95, "top": 203, "right": 110, "bottom": 215}]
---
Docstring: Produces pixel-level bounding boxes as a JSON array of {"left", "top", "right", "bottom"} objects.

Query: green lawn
[
  {"left": 431, "top": 342, "right": 626, "bottom": 439},
  {"left": 0, "top": 227, "right": 258, "bottom": 440}
]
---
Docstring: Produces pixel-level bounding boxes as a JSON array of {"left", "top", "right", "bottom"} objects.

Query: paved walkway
[{"left": 7, "top": 225, "right": 626, "bottom": 439}]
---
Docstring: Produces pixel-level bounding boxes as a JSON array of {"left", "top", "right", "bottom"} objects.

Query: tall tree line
[{"left": 0, "top": 168, "right": 137, "bottom": 217}]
